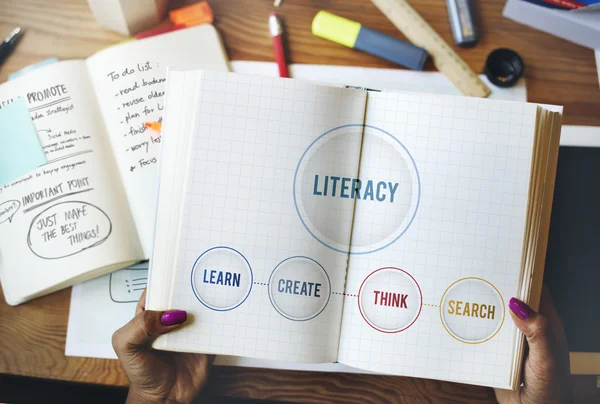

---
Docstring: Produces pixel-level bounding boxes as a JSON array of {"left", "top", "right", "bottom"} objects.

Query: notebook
[
  {"left": 146, "top": 70, "right": 562, "bottom": 389},
  {"left": 65, "top": 62, "right": 527, "bottom": 372},
  {"left": 0, "top": 25, "right": 229, "bottom": 306}
]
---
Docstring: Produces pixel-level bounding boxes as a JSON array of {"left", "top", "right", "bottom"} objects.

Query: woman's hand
[
  {"left": 112, "top": 290, "right": 213, "bottom": 404},
  {"left": 495, "top": 286, "right": 572, "bottom": 404}
]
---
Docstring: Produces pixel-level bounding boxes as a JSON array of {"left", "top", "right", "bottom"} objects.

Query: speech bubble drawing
[
  {"left": 109, "top": 263, "right": 149, "bottom": 303},
  {"left": 0, "top": 200, "right": 21, "bottom": 225},
  {"left": 27, "top": 201, "right": 112, "bottom": 259}
]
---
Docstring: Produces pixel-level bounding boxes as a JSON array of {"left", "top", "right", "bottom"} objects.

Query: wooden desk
[{"left": 1, "top": 0, "right": 599, "bottom": 403}]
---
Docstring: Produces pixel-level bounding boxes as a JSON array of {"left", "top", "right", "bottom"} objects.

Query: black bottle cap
[{"left": 484, "top": 48, "right": 525, "bottom": 88}]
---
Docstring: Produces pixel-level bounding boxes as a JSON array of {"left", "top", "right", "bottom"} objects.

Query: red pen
[{"left": 269, "top": 13, "right": 289, "bottom": 78}]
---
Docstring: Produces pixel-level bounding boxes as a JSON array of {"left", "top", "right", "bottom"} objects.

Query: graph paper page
[
  {"left": 151, "top": 71, "right": 367, "bottom": 363},
  {"left": 337, "top": 91, "right": 538, "bottom": 389}
]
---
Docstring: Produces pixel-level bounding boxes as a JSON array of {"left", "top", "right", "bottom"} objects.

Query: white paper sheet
[
  {"left": 560, "top": 125, "right": 600, "bottom": 147},
  {"left": 230, "top": 61, "right": 528, "bottom": 102},
  {"left": 66, "top": 262, "right": 148, "bottom": 359},
  {"left": 66, "top": 62, "right": 528, "bottom": 368}
]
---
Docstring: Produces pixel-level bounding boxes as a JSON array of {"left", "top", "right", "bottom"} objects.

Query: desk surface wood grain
[{"left": 1, "top": 0, "right": 599, "bottom": 403}]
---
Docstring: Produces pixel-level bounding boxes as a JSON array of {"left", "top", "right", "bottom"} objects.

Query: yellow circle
[{"left": 439, "top": 277, "right": 505, "bottom": 344}]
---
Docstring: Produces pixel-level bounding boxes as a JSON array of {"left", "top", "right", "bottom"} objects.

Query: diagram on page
[
  {"left": 295, "top": 124, "right": 420, "bottom": 255},
  {"left": 109, "top": 262, "right": 148, "bottom": 303},
  {"left": 188, "top": 124, "right": 506, "bottom": 344}
]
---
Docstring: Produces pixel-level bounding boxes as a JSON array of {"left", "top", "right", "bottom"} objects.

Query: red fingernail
[
  {"left": 161, "top": 310, "right": 187, "bottom": 325},
  {"left": 508, "top": 298, "right": 532, "bottom": 320}
]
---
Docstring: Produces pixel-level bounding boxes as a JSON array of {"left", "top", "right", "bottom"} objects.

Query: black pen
[{"left": 0, "top": 27, "right": 24, "bottom": 67}]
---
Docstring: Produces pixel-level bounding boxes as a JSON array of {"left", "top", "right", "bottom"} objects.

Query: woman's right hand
[{"left": 494, "top": 286, "right": 572, "bottom": 404}]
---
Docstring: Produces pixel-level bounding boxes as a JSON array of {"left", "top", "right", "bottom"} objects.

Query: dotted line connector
[{"left": 332, "top": 292, "right": 358, "bottom": 297}]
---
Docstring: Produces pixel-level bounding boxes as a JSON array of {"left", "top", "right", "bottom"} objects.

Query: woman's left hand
[{"left": 112, "top": 289, "right": 213, "bottom": 404}]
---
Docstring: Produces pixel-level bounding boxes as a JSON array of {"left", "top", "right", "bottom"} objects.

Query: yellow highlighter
[{"left": 312, "top": 11, "right": 428, "bottom": 71}]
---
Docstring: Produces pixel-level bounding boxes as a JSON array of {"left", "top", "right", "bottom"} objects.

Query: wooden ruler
[{"left": 371, "top": 0, "right": 491, "bottom": 98}]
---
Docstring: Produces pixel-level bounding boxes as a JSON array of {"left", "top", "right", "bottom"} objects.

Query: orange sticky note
[{"left": 169, "top": 2, "right": 214, "bottom": 26}]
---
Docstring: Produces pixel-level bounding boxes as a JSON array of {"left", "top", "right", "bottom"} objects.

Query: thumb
[
  {"left": 112, "top": 309, "right": 187, "bottom": 355},
  {"left": 508, "top": 297, "right": 554, "bottom": 370}
]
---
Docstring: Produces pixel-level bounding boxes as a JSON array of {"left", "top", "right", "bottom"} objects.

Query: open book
[
  {"left": 0, "top": 25, "right": 229, "bottom": 305},
  {"left": 147, "top": 70, "right": 562, "bottom": 389}
]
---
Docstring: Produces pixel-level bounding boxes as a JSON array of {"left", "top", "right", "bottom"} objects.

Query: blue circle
[
  {"left": 267, "top": 256, "right": 332, "bottom": 321},
  {"left": 293, "top": 124, "right": 421, "bottom": 255},
  {"left": 190, "top": 246, "right": 253, "bottom": 312}
]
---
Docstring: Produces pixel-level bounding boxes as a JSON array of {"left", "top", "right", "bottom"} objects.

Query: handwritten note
[
  {"left": 25, "top": 83, "right": 89, "bottom": 159},
  {"left": 86, "top": 25, "right": 230, "bottom": 255},
  {"left": 0, "top": 200, "right": 21, "bottom": 224},
  {"left": 28, "top": 201, "right": 112, "bottom": 259},
  {"left": 103, "top": 61, "right": 164, "bottom": 173},
  {"left": 0, "top": 60, "right": 144, "bottom": 305}
]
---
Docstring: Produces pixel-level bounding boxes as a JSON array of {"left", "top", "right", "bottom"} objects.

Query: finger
[
  {"left": 113, "top": 309, "right": 187, "bottom": 355},
  {"left": 539, "top": 285, "right": 567, "bottom": 349},
  {"left": 538, "top": 286, "right": 570, "bottom": 372},
  {"left": 508, "top": 297, "right": 553, "bottom": 366},
  {"left": 136, "top": 288, "right": 147, "bottom": 315},
  {"left": 509, "top": 296, "right": 573, "bottom": 402},
  {"left": 539, "top": 285, "right": 560, "bottom": 329}
]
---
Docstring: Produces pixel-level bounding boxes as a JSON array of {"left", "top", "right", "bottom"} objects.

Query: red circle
[{"left": 357, "top": 267, "right": 423, "bottom": 334}]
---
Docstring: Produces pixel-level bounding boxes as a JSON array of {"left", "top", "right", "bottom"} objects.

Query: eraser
[{"left": 169, "top": 1, "right": 214, "bottom": 26}]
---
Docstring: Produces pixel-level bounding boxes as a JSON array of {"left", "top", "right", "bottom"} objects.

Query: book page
[
  {"left": 64, "top": 62, "right": 528, "bottom": 370},
  {"left": 338, "top": 92, "right": 539, "bottom": 389},
  {"left": 0, "top": 61, "right": 143, "bottom": 305},
  {"left": 86, "top": 25, "right": 230, "bottom": 257},
  {"left": 149, "top": 71, "right": 367, "bottom": 363}
]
